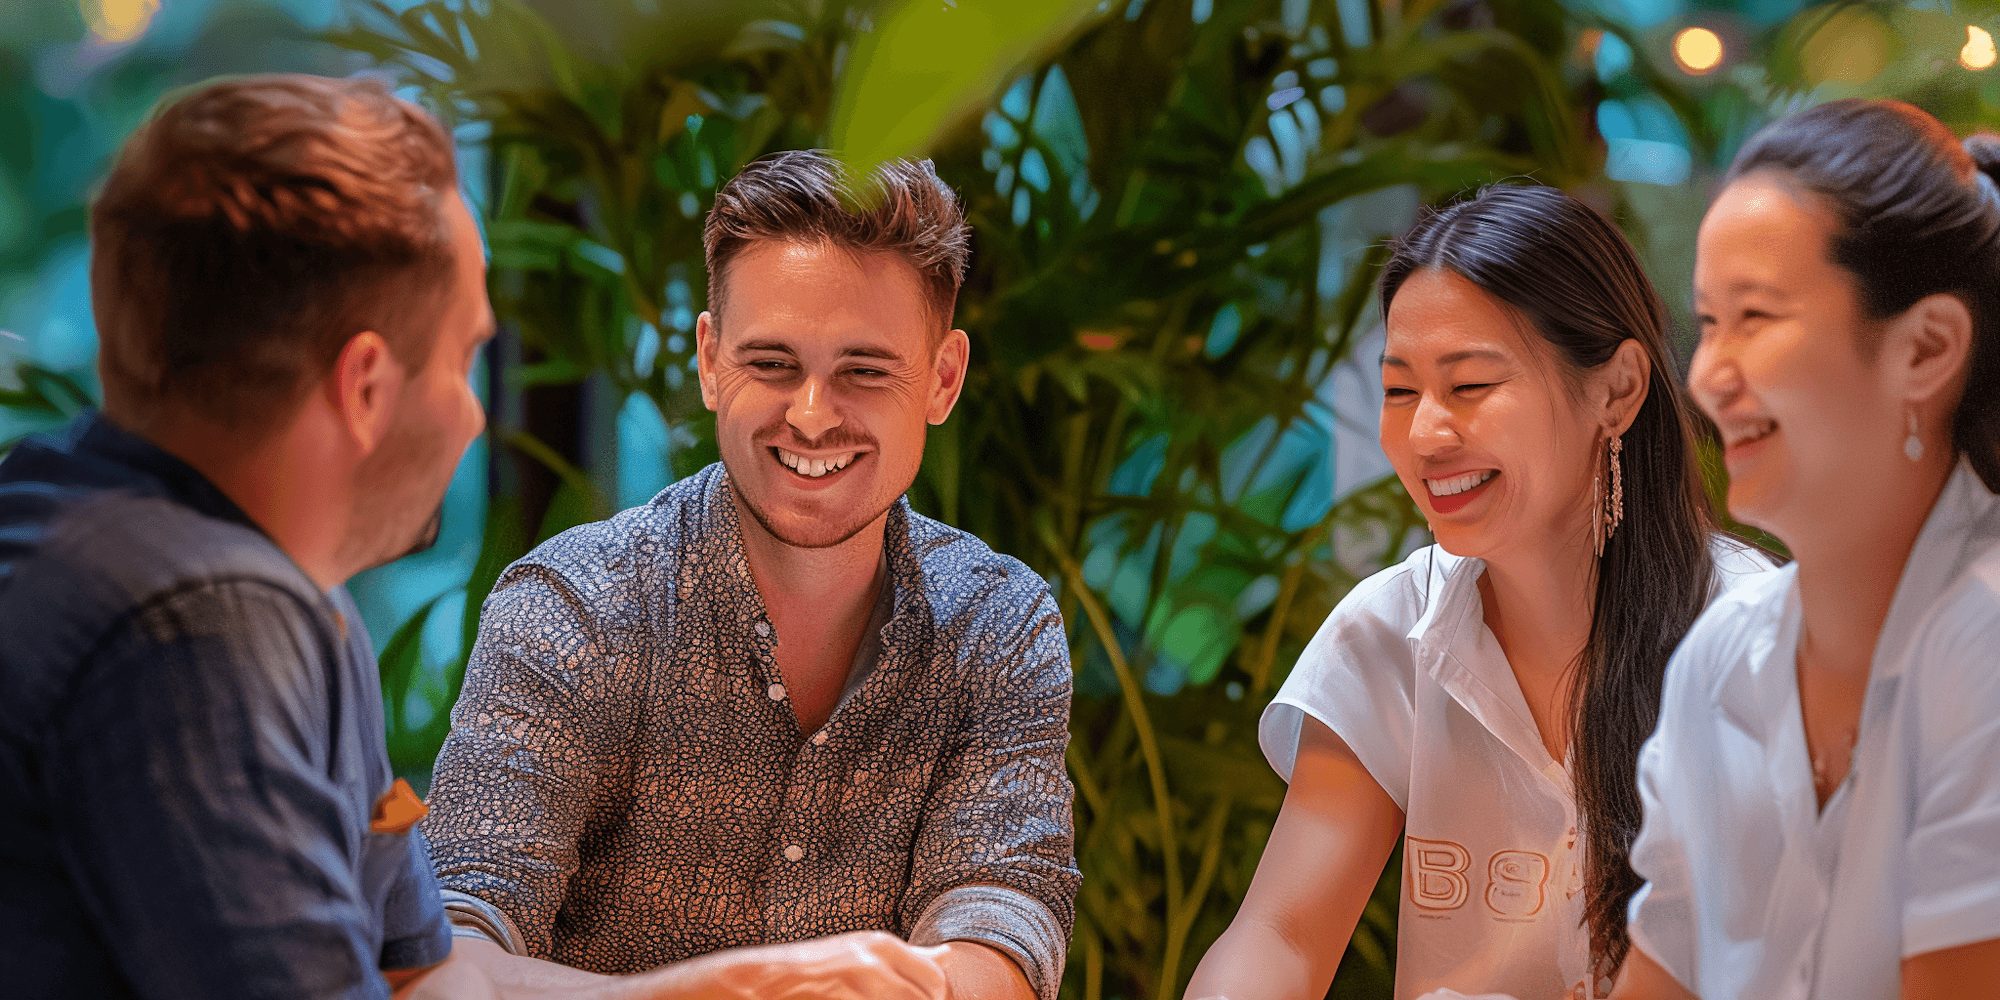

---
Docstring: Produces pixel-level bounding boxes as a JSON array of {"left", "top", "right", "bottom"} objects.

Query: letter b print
[{"left": 1406, "top": 838, "right": 1471, "bottom": 910}]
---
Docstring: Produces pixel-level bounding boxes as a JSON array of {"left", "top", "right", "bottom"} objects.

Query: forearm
[
  {"left": 448, "top": 936, "right": 610, "bottom": 992},
  {"left": 1903, "top": 938, "right": 2000, "bottom": 1000},
  {"left": 938, "top": 941, "right": 1035, "bottom": 1000},
  {"left": 1182, "top": 919, "right": 1334, "bottom": 1000}
]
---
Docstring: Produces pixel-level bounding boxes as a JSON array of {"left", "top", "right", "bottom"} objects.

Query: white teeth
[
  {"left": 775, "top": 448, "right": 858, "bottom": 478},
  {"left": 1425, "top": 469, "right": 1496, "bottom": 497},
  {"left": 1731, "top": 420, "right": 1777, "bottom": 447}
]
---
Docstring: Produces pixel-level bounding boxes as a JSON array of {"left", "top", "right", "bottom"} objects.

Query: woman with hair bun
[
  {"left": 1615, "top": 99, "right": 2000, "bottom": 1000},
  {"left": 1185, "top": 183, "right": 1772, "bottom": 1000}
]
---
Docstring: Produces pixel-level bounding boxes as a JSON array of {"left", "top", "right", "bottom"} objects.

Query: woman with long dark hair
[
  {"left": 1614, "top": 100, "right": 2000, "bottom": 1000},
  {"left": 1184, "top": 184, "right": 1771, "bottom": 1000}
]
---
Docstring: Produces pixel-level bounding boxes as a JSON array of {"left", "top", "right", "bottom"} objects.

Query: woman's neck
[
  {"left": 1788, "top": 458, "right": 1953, "bottom": 677},
  {"left": 1477, "top": 528, "right": 1600, "bottom": 761},
  {"left": 1479, "top": 532, "right": 1599, "bottom": 678}
]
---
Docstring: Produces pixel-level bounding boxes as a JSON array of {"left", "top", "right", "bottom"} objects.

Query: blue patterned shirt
[{"left": 421, "top": 463, "right": 1079, "bottom": 999}]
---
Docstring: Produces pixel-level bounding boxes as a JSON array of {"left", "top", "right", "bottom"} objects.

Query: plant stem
[{"left": 1046, "top": 530, "right": 1183, "bottom": 970}]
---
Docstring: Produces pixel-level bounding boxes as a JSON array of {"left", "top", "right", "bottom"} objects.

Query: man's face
[
  {"left": 696, "top": 241, "right": 967, "bottom": 549},
  {"left": 351, "top": 190, "right": 494, "bottom": 570}
]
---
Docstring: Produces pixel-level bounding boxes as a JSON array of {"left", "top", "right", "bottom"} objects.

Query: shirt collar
[
  {"left": 22, "top": 411, "right": 264, "bottom": 534},
  {"left": 1407, "top": 548, "right": 1567, "bottom": 779},
  {"left": 1714, "top": 457, "right": 1998, "bottom": 737},
  {"left": 700, "top": 465, "right": 925, "bottom": 648},
  {"left": 1871, "top": 458, "right": 1997, "bottom": 682}
]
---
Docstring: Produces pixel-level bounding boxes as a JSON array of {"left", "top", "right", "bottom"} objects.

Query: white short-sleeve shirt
[
  {"left": 1261, "top": 537, "right": 1773, "bottom": 1000},
  {"left": 1627, "top": 460, "right": 2000, "bottom": 999}
]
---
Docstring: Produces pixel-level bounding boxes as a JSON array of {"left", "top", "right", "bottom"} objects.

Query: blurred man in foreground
[{"left": 0, "top": 74, "right": 944, "bottom": 1000}]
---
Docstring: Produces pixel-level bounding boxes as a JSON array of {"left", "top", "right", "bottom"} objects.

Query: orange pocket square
[{"left": 370, "top": 778, "right": 429, "bottom": 834}]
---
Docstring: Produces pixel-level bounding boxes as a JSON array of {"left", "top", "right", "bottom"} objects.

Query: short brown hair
[
  {"left": 702, "top": 150, "right": 969, "bottom": 332},
  {"left": 90, "top": 73, "right": 459, "bottom": 426}
]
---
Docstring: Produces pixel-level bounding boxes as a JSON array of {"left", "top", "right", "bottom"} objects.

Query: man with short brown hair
[
  {"left": 423, "top": 150, "right": 1080, "bottom": 1000},
  {"left": 0, "top": 80, "right": 944, "bottom": 1000}
]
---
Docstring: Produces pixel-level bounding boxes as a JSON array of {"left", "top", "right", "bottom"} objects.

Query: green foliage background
[{"left": 12, "top": 0, "right": 2000, "bottom": 997}]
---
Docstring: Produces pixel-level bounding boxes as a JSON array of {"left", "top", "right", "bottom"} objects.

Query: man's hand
[
  {"left": 625, "top": 930, "right": 948, "bottom": 1000},
  {"left": 395, "top": 930, "right": 947, "bottom": 1000}
]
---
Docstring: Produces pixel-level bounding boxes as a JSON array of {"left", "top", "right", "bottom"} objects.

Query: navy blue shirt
[{"left": 0, "top": 413, "right": 452, "bottom": 999}]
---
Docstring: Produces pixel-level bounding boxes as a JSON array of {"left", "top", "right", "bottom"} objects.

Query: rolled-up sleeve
[
  {"left": 900, "top": 587, "right": 1079, "bottom": 1000},
  {"left": 419, "top": 563, "right": 637, "bottom": 959},
  {"left": 45, "top": 582, "right": 404, "bottom": 1000}
]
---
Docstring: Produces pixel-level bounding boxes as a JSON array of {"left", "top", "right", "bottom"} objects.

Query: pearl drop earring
[{"left": 1905, "top": 409, "right": 1924, "bottom": 463}]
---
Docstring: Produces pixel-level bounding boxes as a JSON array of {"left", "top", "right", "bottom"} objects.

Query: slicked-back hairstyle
[
  {"left": 90, "top": 73, "right": 459, "bottom": 427},
  {"left": 1381, "top": 183, "right": 1721, "bottom": 977},
  {"left": 1727, "top": 99, "right": 2000, "bottom": 491},
  {"left": 702, "top": 149, "right": 969, "bottom": 337}
]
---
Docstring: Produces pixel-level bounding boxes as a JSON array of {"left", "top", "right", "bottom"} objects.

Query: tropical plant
[
  {"left": 325, "top": 1, "right": 1696, "bottom": 997},
  {"left": 1, "top": 0, "right": 1858, "bottom": 996}
]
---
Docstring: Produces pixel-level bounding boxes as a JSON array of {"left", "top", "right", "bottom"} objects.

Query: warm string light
[
  {"left": 82, "top": 0, "right": 159, "bottom": 45},
  {"left": 1962, "top": 25, "right": 1997, "bottom": 71},
  {"left": 1673, "top": 27, "right": 1724, "bottom": 75}
]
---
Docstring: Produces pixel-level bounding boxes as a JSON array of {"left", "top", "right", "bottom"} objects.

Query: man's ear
[
  {"left": 326, "top": 331, "right": 403, "bottom": 456},
  {"left": 695, "top": 310, "right": 720, "bottom": 413},
  {"left": 927, "top": 329, "right": 970, "bottom": 426},
  {"left": 1887, "top": 292, "right": 1973, "bottom": 406},
  {"left": 1601, "top": 337, "right": 1652, "bottom": 438}
]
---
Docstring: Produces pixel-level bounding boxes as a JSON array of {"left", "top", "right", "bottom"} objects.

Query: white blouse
[
  {"left": 1262, "top": 538, "right": 1773, "bottom": 1000},
  {"left": 1628, "top": 460, "right": 2000, "bottom": 999}
]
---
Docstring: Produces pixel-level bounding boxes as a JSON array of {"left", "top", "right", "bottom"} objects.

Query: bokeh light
[
  {"left": 82, "top": 0, "right": 160, "bottom": 45},
  {"left": 1673, "top": 27, "right": 1724, "bottom": 75},
  {"left": 1961, "top": 25, "right": 1996, "bottom": 72}
]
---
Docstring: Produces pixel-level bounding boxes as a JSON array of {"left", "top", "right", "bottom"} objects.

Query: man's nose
[{"left": 785, "top": 377, "right": 841, "bottom": 441}]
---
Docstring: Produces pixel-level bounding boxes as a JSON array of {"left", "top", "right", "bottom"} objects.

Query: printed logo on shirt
[
  {"left": 1407, "top": 838, "right": 1553, "bottom": 921},
  {"left": 1406, "top": 837, "right": 1471, "bottom": 910},
  {"left": 1485, "top": 850, "right": 1549, "bottom": 917}
]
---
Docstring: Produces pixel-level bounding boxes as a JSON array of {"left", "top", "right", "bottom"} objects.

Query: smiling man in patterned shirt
[{"left": 420, "top": 150, "right": 1080, "bottom": 1000}]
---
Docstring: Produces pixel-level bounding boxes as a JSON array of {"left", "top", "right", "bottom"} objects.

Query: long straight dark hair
[
  {"left": 1726, "top": 99, "right": 2000, "bottom": 490},
  {"left": 1379, "top": 184, "right": 1718, "bottom": 971}
]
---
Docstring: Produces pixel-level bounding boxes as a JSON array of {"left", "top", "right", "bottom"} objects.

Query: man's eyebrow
[
  {"left": 1380, "top": 348, "right": 1507, "bottom": 367},
  {"left": 733, "top": 340, "right": 797, "bottom": 356},
  {"left": 841, "top": 344, "right": 906, "bottom": 361}
]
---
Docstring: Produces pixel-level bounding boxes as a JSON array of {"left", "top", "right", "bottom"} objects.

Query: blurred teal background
[{"left": 8, "top": 1, "right": 2000, "bottom": 997}]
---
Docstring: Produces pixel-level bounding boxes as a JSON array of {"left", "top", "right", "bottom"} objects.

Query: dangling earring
[
  {"left": 1594, "top": 435, "right": 1624, "bottom": 558},
  {"left": 1606, "top": 435, "right": 1624, "bottom": 543},
  {"left": 1591, "top": 452, "right": 1604, "bottom": 557},
  {"left": 1905, "top": 409, "right": 1925, "bottom": 462}
]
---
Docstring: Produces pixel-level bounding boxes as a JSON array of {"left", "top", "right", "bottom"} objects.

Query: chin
[
  {"left": 1426, "top": 524, "right": 1497, "bottom": 560},
  {"left": 736, "top": 475, "right": 882, "bottom": 549},
  {"left": 1722, "top": 468, "right": 1787, "bottom": 535}
]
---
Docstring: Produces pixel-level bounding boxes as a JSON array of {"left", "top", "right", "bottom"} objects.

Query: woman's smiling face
[
  {"left": 1688, "top": 173, "right": 1908, "bottom": 543},
  {"left": 1379, "top": 268, "right": 1603, "bottom": 562}
]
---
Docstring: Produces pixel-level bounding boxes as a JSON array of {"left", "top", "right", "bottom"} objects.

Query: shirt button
[
  {"left": 754, "top": 621, "right": 771, "bottom": 638},
  {"left": 784, "top": 845, "right": 803, "bottom": 862},
  {"left": 811, "top": 731, "right": 827, "bottom": 746},
  {"left": 767, "top": 683, "right": 786, "bottom": 701}
]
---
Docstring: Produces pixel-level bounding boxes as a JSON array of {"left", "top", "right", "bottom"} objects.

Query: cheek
[{"left": 1747, "top": 327, "right": 1874, "bottom": 438}]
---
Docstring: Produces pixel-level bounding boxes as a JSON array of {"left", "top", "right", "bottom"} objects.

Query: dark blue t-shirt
[{"left": 0, "top": 413, "right": 452, "bottom": 999}]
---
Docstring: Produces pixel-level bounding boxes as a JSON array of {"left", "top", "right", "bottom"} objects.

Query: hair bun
[{"left": 1965, "top": 133, "right": 2000, "bottom": 186}]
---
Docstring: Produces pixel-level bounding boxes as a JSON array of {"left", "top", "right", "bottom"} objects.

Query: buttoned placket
[{"left": 747, "top": 614, "right": 812, "bottom": 895}]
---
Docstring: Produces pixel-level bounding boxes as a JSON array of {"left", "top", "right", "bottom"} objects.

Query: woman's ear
[
  {"left": 1601, "top": 338, "right": 1652, "bottom": 437},
  {"left": 1885, "top": 292, "right": 1973, "bottom": 406}
]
